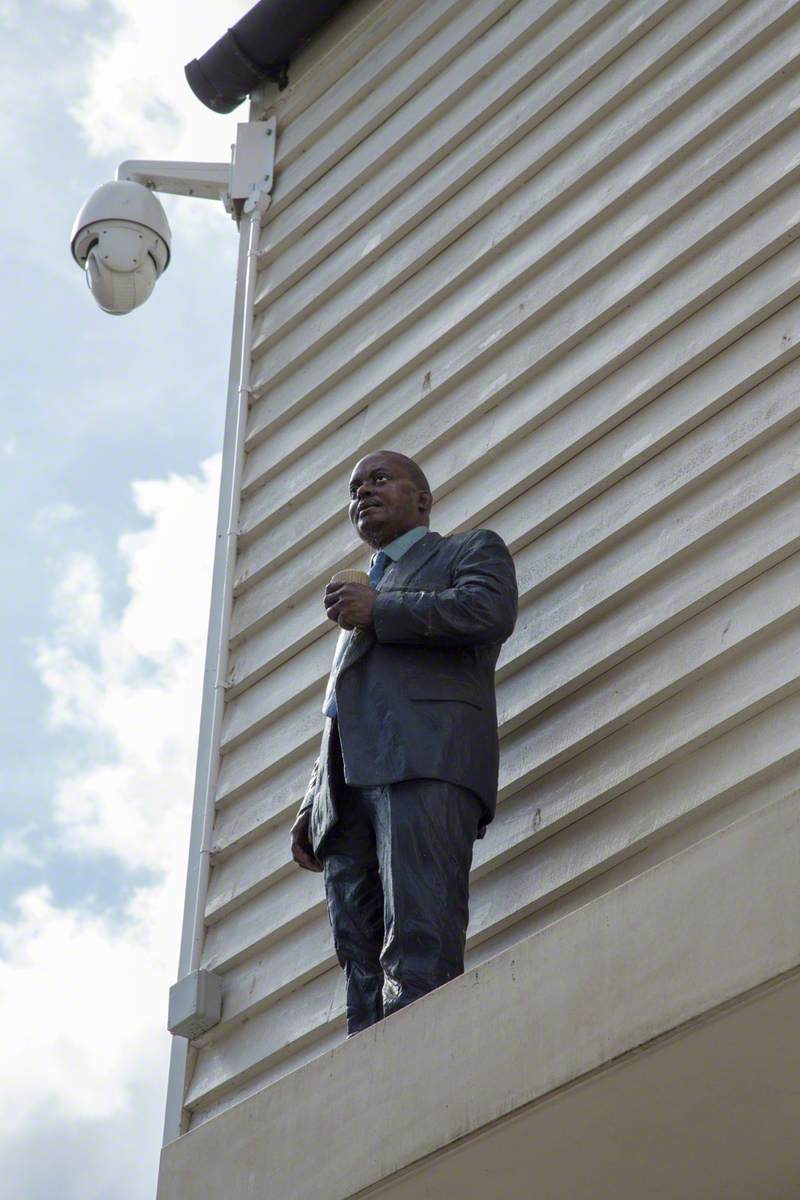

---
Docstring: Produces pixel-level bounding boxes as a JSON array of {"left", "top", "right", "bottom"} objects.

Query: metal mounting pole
[{"left": 160, "top": 118, "right": 274, "bottom": 1144}]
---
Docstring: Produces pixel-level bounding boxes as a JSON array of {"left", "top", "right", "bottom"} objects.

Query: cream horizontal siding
[{"left": 177, "top": 0, "right": 800, "bottom": 1128}]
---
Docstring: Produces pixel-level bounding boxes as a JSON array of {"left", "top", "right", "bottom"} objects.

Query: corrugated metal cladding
[{"left": 180, "top": 0, "right": 800, "bottom": 1127}]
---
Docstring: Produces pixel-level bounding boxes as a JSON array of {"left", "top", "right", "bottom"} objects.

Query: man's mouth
[{"left": 357, "top": 501, "right": 381, "bottom": 516}]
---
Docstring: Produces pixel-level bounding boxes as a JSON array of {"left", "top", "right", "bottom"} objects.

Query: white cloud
[
  {"left": 35, "top": 459, "right": 220, "bottom": 870},
  {"left": 0, "top": 825, "right": 44, "bottom": 868},
  {"left": 0, "top": 454, "right": 220, "bottom": 1197},
  {"left": 0, "top": 882, "right": 174, "bottom": 1128},
  {"left": 0, "top": 0, "right": 20, "bottom": 25},
  {"left": 70, "top": 1, "right": 250, "bottom": 164},
  {"left": 30, "top": 500, "right": 82, "bottom": 533},
  {"left": 67, "top": 0, "right": 253, "bottom": 238}
]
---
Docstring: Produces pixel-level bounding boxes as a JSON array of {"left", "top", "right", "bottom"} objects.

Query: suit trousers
[{"left": 321, "top": 755, "right": 482, "bottom": 1036}]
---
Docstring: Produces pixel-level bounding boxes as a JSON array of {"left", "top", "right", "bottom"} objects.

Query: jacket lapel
[
  {"left": 333, "top": 531, "right": 443, "bottom": 684},
  {"left": 375, "top": 530, "right": 442, "bottom": 592},
  {"left": 322, "top": 627, "right": 353, "bottom": 714}
]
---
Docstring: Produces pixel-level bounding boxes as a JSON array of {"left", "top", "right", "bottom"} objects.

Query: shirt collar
[{"left": 378, "top": 525, "right": 429, "bottom": 562}]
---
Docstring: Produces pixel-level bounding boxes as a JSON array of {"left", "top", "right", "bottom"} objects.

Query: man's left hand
[{"left": 324, "top": 582, "right": 377, "bottom": 630}]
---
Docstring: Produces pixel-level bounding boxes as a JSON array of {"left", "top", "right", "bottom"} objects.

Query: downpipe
[{"left": 162, "top": 195, "right": 266, "bottom": 1144}]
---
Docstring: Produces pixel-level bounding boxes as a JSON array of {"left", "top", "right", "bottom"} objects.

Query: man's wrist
[{"left": 291, "top": 807, "right": 312, "bottom": 833}]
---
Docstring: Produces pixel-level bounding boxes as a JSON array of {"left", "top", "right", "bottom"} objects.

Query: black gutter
[{"left": 186, "top": 0, "right": 351, "bottom": 113}]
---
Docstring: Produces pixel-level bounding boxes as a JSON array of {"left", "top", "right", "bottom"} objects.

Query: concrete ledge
[{"left": 157, "top": 791, "right": 800, "bottom": 1200}]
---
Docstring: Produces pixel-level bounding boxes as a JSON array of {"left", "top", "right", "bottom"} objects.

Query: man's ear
[{"left": 418, "top": 490, "right": 433, "bottom": 517}]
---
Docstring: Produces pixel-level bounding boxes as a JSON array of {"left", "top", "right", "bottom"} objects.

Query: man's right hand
[{"left": 291, "top": 810, "right": 323, "bottom": 872}]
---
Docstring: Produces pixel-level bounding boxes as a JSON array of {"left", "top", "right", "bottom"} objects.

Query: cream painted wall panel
[
  {"left": 202, "top": 862, "right": 323, "bottom": 974},
  {"left": 205, "top": 816, "right": 294, "bottom": 924},
  {"left": 272, "top": 0, "right": 489, "bottom": 172},
  {"left": 264, "top": 0, "right": 525, "bottom": 222},
  {"left": 221, "top": 632, "right": 331, "bottom": 738},
  {"left": 207, "top": 493, "right": 800, "bottom": 940},
  {"left": 248, "top": 104, "right": 796, "bottom": 446},
  {"left": 223, "top": 353, "right": 800, "bottom": 750},
  {"left": 211, "top": 751, "right": 313, "bottom": 854},
  {"left": 186, "top": 674, "right": 800, "bottom": 1115},
  {"left": 250, "top": 69, "right": 797, "bottom": 405},
  {"left": 248, "top": 0, "right": 794, "bottom": 435},
  {"left": 251, "top": 0, "right": 675, "bottom": 325},
  {"left": 237, "top": 211, "right": 800, "bottom": 606},
  {"left": 228, "top": 262, "right": 799, "bottom": 675},
  {"left": 256, "top": 0, "right": 637, "bottom": 273},
  {"left": 241, "top": 179, "right": 799, "bottom": 560},
  {"left": 243, "top": 139, "right": 797, "bottom": 563},
  {"left": 271, "top": 0, "right": 427, "bottom": 126},
  {"left": 253, "top": 0, "right": 734, "bottom": 304},
  {"left": 215, "top": 691, "right": 320, "bottom": 803},
  {"left": 206, "top": 539, "right": 800, "bottom": 938},
  {"left": 200, "top": 415, "right": 800, "bottom": 1104},
  {"left": 220, "top": 398, "right": 800, "bottom": 794},
  {"left": 172, "top": 0, "right": 800, "bottom": 1130},
  {"left": 210, "top": 485, "right": 800, "bottom": 914},
  {"left": 254, "top": 62, "right": 794, "bottom": 371},
  {"left": 208, "top": 417, "right": 800, "bottom": 988},
  {"left": 196, "top": 544, "right": 800, "bottom": 1020}
]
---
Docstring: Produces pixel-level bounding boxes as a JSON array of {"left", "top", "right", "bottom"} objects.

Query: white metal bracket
[
  {"left": 116, "top": 116, "right": 276, "bottom": 224},
  {"left": 229, "top": 117, "right": 276, "bottom": 217},
  {"left": 116, "top": 159, "right": 230, "bottom": 200}
]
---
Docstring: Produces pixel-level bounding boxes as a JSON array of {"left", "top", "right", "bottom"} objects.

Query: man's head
[{"left": 348, "top": 451, "right": 432, "bottom": 548}]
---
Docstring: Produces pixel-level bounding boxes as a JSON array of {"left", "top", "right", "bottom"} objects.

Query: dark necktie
[{"left": 368, "top": 550, "right": 389, "bottom": 586}]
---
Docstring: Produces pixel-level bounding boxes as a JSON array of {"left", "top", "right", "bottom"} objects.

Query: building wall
[{"left": 176, "top": 0, "right": 800, "bottom": 1129}]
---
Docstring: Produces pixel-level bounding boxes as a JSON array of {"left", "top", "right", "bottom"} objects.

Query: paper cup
[{"left": 330, "top": 569, "right": 370, "bottom": 586}]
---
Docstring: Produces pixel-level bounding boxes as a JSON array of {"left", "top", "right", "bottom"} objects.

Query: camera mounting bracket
[{"left": 116, "top": 116, "right": 276, "bottom": 223}]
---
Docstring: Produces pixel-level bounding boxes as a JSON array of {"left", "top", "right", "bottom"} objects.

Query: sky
[{"left": 0, "top": 2, "right": 255, "bottom": 1196}]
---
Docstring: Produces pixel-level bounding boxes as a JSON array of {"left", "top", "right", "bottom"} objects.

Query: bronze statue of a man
[{"left": 291, "top": 450, "right": 518, "bottom": 1035}]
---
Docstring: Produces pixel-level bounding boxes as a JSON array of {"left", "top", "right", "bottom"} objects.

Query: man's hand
[
  {"left": 324, "top": 581, "right": 377, "bottom": 630},
  {"left": 291, "top": 811, "right": 323, "bottom": 872}
]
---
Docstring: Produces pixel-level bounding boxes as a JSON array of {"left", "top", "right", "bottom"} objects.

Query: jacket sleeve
[
  {"left": 372, "top": 529, "right": 518, "bottom": 647},
  {"left": 291, "top": 757, "right": 319, "bottom": 830}
]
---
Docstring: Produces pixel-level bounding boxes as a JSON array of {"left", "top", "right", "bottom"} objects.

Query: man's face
[{"left": 348, "top": 453, "right": 429, "bottom": 548}]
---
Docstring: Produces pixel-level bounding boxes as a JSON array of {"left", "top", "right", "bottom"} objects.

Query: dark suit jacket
[{"left": 297, "top": 529, "right": 518, "bottom": 856}]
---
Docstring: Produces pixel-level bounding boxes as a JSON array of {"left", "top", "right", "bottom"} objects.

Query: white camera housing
[{"left": 70, "top": 181, "right": 171, "bottom": 315}]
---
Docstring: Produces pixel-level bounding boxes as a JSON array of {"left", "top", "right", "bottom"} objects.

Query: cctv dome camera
[{"left": 70, "top": 181, "right": 171, "bottom": 315}]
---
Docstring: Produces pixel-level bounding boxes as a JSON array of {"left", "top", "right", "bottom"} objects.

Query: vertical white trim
[{"left": 162, "top": 192, "right": 267, "bottom": 1146}]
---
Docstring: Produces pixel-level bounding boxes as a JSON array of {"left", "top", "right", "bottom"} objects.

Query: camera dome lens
[{"left": 86, "top": 249, "right": 157, "bottom": 315}]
